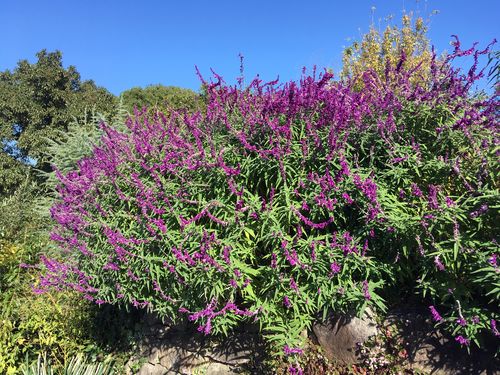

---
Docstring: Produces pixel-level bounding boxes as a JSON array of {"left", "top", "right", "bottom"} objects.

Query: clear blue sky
[{"left": 1, "top": 0, "right": 498, "bottom": 95}]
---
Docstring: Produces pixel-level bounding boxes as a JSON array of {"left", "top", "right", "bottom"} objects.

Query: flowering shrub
[{"left": 38, "top": 37, "right": 498, "bottom": 358}]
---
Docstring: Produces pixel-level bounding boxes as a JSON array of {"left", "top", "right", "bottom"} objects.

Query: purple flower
[
  {"left": 490, "top": 319, "right": 500, "bottom": 337},
  {"left": 283, "top": 296, "right": 292, "bottom": 308},
  {"left": 429, "top": 306, "right": 442, "bottom": 322},
  {"left": 103, "top": 262, "right": 120, "bottom": 271},
  {"left": 411, "top": 183, "right": 423, "bottom": 197},
  {"left": 330, "top": 262, "right": 341, "bottom": 275},
  {"left": 456, "top": 317, "right": 467, "bottom": 326},
  {"left": 427, "top": 185, "right": 440, "bottom": 210},
  {"left": 301, "top": 201, "right": 309, "bottom": 211},
  {"left": 445, "top": 196, "right": 456, "bottom": 207},
  {"left": 222, "top": 246, "right": 231, "bottom": 265},
  {"left": 434, "top": 255, "right": 445, "bottom": 271},
  {"left": 470, "top": 204, "right": 489, "bottom": 218},
  {"left": 342, "top": 192, "right": 354, "bottom": 204},
  {"left": 455, "top": 335, "right": 470, "bottom": 346},
  {"left": 271, "top": 252, "right": 277, "bottom": 268},
  {"left": 288, "top": 364, "right": 303, "bottom": 375},
  {"left": 283, "top": 345, "right": 304, "bottom": 356},
  {"left": 362, "top": 280, "right": 371, "bottom": 300},
  {"left": 488, "top": 254, "right": 497, "bottom": 268}
]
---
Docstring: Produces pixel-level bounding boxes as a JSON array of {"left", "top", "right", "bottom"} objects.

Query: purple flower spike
[
  {"left": 434, "top": 256, "right": 445, "bottom": 271},
  {"left": 283, "top": 296, "right": 292, "bottom": 308},
  {"left": 429, "top": 306, "right": 442, "bottom": 322},
  {"left": 491, "top": 320, "right": 499, "bottom": 337}
]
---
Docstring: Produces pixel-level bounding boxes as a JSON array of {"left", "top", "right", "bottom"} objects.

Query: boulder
[
  {"left": 382, "top": 309, "right": 500, "bottom": 375},
  {"left": 312, "top": 308, "right": 378, "bottom": 364}
]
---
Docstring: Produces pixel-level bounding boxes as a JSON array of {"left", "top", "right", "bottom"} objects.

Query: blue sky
[{"left": 1, "top": 0, "right": 498, "bottom": 95}]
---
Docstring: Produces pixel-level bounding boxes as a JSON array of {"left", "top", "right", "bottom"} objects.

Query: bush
[
  {"left": 0, "top": 105, "right": 135, "bottom": 374},
  {"left": 39, "top": 37, "right": 498, "bottom": 361}
]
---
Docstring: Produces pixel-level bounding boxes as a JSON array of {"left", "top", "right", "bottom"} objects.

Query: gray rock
[
  {"left": 383, "top": 310, "right": 500, "bottom": 375},
  {"left": 126, "top": 314, "right": 266, "bottom": 374},
  {"left": 312, "top": 308, "right": 378, "bottom": 364},
  {"left": 137, "top": 362, "right": 168, "bottom": 375}
]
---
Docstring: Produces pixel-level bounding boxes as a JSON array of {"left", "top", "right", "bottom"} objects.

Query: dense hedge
[{"left": 39, "top": 37, "right": 498, "bottom": 362}]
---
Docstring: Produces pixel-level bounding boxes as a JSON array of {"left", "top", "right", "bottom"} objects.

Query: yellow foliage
[
  {"left": 0, "top": 240, "right": 22, "bottom": 266},
  {"left": 1, "top": 273, "right": 100, "bottom": 373},
  {"left": 341, "top": 13, "right": 434, "bottom": 88}
]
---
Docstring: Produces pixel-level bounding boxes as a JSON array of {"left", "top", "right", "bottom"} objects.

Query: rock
[
  {"left": 136, "top": 362, "right": 167, "bottom": 375},
  {"left": 312, "top": 308, "right": 378, "bottom": 364},
  {"left": 382, "top": 309, "right": 500, "bottom": 375},
  {"left": 125, "top": 314, "right": 266, "bottom": 374}
]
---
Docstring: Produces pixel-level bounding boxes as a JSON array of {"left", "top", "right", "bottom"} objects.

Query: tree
[
  {"left": 121, "top": 84, "right": 201, "bottom": 113},
  {"left": 0, "top": 49, "right": 116, "bottom": 194},
  {"left": 341, "top": 13, "right": 433, "bottom": 87}
]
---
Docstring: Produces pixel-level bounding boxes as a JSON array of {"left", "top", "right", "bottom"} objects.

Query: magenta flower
[
  {"left": 330, "top": 262, "right": 341, "bottom": 275},
  {"left": 342, "top": 192, "right": 354, "bottom": 204},
  {"left": 455, "top": 335, "right": 470, "bottom": 346},
  {"left": 290, "top": 277, "right": 299, "bottom": 293},
  {"left": 283, "top": 345, "right": 304, "bottom": 356},
  {"left": 429, "top": 306, "right": 442, "bottom": 322},
  {"left": 456, "top": 317, "right": 467, "bottom": 326},
  {"left": 491, "top": 320, "right": 499, "bottom": 337},
  {"left": 103, "top": 262, "right": 120, "bottom": 271},
  {"left": 288, "top": 364, "right": 303, "bottom": 375},
  {"left": 488, "top": 254, "right": 497, "bottom": 268},
  {"left": 445, "top": 196, "right": 456, "bottom": 207}
]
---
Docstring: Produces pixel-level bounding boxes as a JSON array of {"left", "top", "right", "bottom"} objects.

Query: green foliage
[
  {"left": 0, "top": 151, "right": 31, "bottom": 197},
  {"left": 0, "top": 179, "right": 46, "bottom": 257},
  {"left": 0, "top": 97, "right": 134, "bottom": 374},
  {"left": 21, "top": 353, "right": 115, "bottom": 375},
  {"left": 349, "top": 98, "right": 499, "bottom": 348},
  {"left": 0, "top": 49, "right": 116, "bottom": 195},
  {"left": 121, "top": 84, "right": 201, "bottom": 113},
  {"left": 36, "top": 99, "right": 129, "bottom": 216},
  {"left": 42, "top": 35, "right": 498, "bottom": 363},
  {"left": 0, "top": 240, "right": 135, "bottom": 375}
]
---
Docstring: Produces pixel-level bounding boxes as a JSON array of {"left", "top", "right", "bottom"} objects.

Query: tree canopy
[
  {"left": 0, "top": 50, "right": 116, "bottom": 195},
  {"left": 121, "top": 84, "right": 201, "bottom": 113},
  {"left": 341, "top": 14, "right": 433, "bottom": 87}
]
